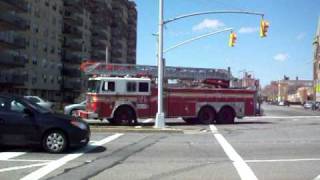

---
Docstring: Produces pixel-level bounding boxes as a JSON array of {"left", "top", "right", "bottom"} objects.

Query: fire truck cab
[{"left": 84, "top": 76, "right": 152, "bottom": 125}]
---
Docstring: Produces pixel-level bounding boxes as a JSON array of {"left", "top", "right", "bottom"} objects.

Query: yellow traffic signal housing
[
  {"left": 229, "top": 32, "right": 237, "bottom": 47},
  {"left": 260, "top": 19, "right": 269, "bottom": 37}
]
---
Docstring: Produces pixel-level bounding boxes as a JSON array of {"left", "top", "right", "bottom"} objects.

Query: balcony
[
  {"left": 92, "top": 39, "right": 108, "bottom": 49},
  {"left": 92, "top": 28, "right": 109, "bottom": 39},
  {"left": 0, "top": 51, "right": 27, "bottom": 67},
  {"left": 64, "top": 11, "right": 83, "bottom": 26},
  {"left": 0, "top": 12, "right": 29, "bottom": 31},
  {"left": 0, "top": 33, "right": 26, "bottom": 49},
  {"left": 63, "top": 25, "right": 82, "bottom": 39},
  {"left": 0, "top": 0, "right": 28, "bottom": 12},
  {"left": 63, "top": 51, "right": 83, "bottom": 64},
  {"left": 63, "top": 38, "right": 83, "bottom": 51},
  {"left": 91, "top": 16, "right": 111, "bottom": 28},
  {"left": 63, "top": 79, "right": 81, "bottom": 90},
  {"left": 91, "top": 50, "right": 105, "bottom": 60},
  {"left": 62, "top": 66, "right": 81, "bottom": 78},
  {"left": 64, "top": 0, "right": 82, "bottom": 13},
  {"left": 0, "top": 71, "right": 27, "bottom": 85}
]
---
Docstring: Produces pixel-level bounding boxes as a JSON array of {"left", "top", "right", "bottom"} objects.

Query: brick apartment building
[{"left": 0, "top": 0, "right": 137, "bottom": 103}]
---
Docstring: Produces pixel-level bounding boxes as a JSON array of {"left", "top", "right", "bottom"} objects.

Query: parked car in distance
[
  {"left": 0, "top": 95, "right": 90, "bottom": 153},
  {"left": 278, "top": 101, "right": 285, "bottom": 106},
  {"left": 24, "top": 96, "right": 53, "bottom": 110},
  {"left": 303, "top": 101, "right": 313, "bottom": 109},
  {"left": 64, "top": 100, "right": 86, "bottom": 116}
]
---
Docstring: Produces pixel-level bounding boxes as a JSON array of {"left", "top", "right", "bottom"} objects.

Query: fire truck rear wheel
[
  {"left": 198, "top": 106, "right": 216, "bottom": 124},
  {"left": 114, "top": 106, "right": 137, "bottom": 126},
  {"left": 217, "top": 107, "right": 235, "bottom": 124},
  {"left": 182, "top": 118, "right": 197, "bottom": 124}
]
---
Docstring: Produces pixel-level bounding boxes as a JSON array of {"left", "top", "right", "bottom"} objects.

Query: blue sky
[{"left": 135, "top": 0, "right": 320, "bottom": 86}]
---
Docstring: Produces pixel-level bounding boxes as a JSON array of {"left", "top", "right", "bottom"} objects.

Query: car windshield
[
  {"left": 23, "top": 97, "right": 52, "bottom": 114},
  {"left": 88, "top": 80, "right": 101, "bottom": 93}
]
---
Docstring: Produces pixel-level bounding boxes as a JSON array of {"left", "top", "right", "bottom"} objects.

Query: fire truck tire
[
  {"left": 182, "top": 118, "right": 198, "bottom": 124},
  {"left": 198, "top": 106, "right": 216, "bottom": 124},
  {"left": 217, "top": 107, "right": 235, "bottom": 124},
  {"left": 113, "top": 106, "right": 137, "bottom": 126}
]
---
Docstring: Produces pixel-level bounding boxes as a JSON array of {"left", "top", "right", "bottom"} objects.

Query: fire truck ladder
[{"left": 81, "top": 62, "right": 233, "bottom": 81}]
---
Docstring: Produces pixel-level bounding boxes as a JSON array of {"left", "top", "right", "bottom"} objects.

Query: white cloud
[
  {"left": 296, "top": 32, "right": 306, "bottom": 40},
  {"left": 274, "top": 53, "right": 289, "bottom": 62},
  {"left": 238, "top": 27, "right": 259, "bottom": 34},
  {"left": 192, "top": 19, "right": 225, "bottom": 32}
]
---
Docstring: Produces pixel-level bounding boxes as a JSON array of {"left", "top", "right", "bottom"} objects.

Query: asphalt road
[{"left": 1, "top": 104, "right": 320, "bottom": 180}]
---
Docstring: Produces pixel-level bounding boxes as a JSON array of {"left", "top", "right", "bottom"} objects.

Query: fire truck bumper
[{"left": 79, "top": 110, "right": 99, "bottom": 119}]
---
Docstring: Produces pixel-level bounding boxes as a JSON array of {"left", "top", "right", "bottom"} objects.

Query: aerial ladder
[{"left": 80, "top": 60, "right": 233, "bottom": 88}]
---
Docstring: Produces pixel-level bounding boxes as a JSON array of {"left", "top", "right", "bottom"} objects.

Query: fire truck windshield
[{"left": 88, "top": 80, "right": 101, "bottom": 93}]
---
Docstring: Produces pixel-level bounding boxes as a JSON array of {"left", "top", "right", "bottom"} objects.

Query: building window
[
  {"left": 32, "top": 77, "right": 37, "bottom": 85},
  {"left": 50, "top": 46, "right": 55, "bottom": 54}
]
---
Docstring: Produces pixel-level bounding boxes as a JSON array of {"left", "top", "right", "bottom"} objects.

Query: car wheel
[
  {"left": 43, "top": 130, "right": 67, "bottom": 153},
  {"left": 182, "top": 117, "right": 198, "bottom": 124}
]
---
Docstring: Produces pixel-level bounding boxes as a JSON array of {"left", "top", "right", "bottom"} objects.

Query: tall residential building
[
  {"left": 0, "top": 0, "right": 137, "bottom": 103},
  {"left": 24, "top": 0, "right": 64, "bottom": 101},
  {"left": 62, "top": 0, "right": 91, "bottom": 102},
  {"left": 313, "top": 17, "right": 320, "bottom": 101},
  {"left": 87, "top": 0, "right": 112, "bottom": 62},
  {"left": 110, "top": 0, "right": 136, "bottom": 64},
  {"left": 0, "top": 0, "right": 29, "bottom": 95},
  {"left": 127, "top": 0, "right": 137, "bottom": 64}
]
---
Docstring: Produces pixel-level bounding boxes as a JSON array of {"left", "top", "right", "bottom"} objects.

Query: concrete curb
[{"left": 89, "top": 125, "right": 183, "bottom": 134}]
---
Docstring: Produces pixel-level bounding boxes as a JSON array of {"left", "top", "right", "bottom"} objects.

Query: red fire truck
[{"left": 79, "top": 62, "right": 259, "bottom": 125}]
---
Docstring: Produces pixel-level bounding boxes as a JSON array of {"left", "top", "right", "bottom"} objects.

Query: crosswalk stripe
[
  {"left": 21, "top": 133, "right": 123, "bottom": 180},
  {"left": 0, "top": 152, "right": 26, "bottom": 161},
  {"left": 0, "top": 163, "right": 48, "bottom": 173}
]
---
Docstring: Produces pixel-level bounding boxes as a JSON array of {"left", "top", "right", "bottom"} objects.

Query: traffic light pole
[
  {"left": 155, "top": 0, "right": 165, "bottom": 128},
  {"left": 154, "top": 1, "right": 265, "bottom": 128},
  {"left": 164, "top": 28, "right": 233, "bottom": 54}
]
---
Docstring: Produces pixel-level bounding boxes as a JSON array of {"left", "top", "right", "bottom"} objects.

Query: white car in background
[
  {"left": 64, "top": 100, "right": 87, "bottom": 116},
  {"left": 24, "top": 96, "right": 54, "bottom": 110}
]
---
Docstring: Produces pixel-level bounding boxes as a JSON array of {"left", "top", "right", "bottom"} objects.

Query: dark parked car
[{"left": 0, "top": 95, "right": 90, "bottom": 153}]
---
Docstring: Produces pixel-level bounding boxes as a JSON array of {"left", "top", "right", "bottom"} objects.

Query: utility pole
[
  {"left": 154, "top": 1, "right": 266, "bottom": 129},
  {"left": 155, "top": 0, "right": 165, "bottom": 128}
]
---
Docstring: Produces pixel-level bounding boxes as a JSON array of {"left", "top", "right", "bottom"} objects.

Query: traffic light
[
  {"left": 229, "top": 32, "right": 237, "bottom": 47},
  {"left": 260, "top": 19, "right": 269, "bottom": 38}
]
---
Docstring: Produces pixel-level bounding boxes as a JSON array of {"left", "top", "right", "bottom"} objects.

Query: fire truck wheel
[
  {"left": 217, "top": 107, "right": 235, "bottom": 124},
  {"left": 114, "top": 106, "right": 137, "bottom": 126},
  {"left": 182, "top": 118, "right": 198, "bottom": 124},
  {"left": 198, "top": 106, "right": 216, "bottom": 125}
]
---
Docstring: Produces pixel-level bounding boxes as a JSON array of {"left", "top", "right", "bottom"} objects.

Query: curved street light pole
[
  {"left": 155, "top": 0, "right": 165, "bottom": 128},
  {"left": 154, "top": 0, "right": 265, "bottom": 128},
  {"left": 164, "top": 10, "right": 264, "bottom": 24},
  {"left": 164, "top": 28, "right": 233, "bottom": 54}
]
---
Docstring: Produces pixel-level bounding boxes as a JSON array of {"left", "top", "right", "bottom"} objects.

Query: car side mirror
[{"left": 24, "top": 108, "right": 34, "bottom": 116}]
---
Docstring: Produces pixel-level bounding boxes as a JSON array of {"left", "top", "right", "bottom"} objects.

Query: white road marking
[
  {"left": 210, "top": 125, "right": 258, "bottom": 180},
  {"left": 21, "top": 133, "right": 123, "bottom": 180},
  {"left": 1, "top": 159, "right": 52, "bottom": 162},
  {"left": 246, "top": 158, "right": 320, "bottom": 163},
  {"left": 314, "top": 174, "right": 320, "bottom": 180},
  {"left": 244, "top": 116, "right": 320, "bottom": 119},
  {"left": 142, "top": 118, "right": 154, "bottom": 123},
  {"left": 0, "top": 163, "right": 48, "bottom": 173},
  {"left": 0, "top": 152, "right": 26, "bottom": 161}
]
